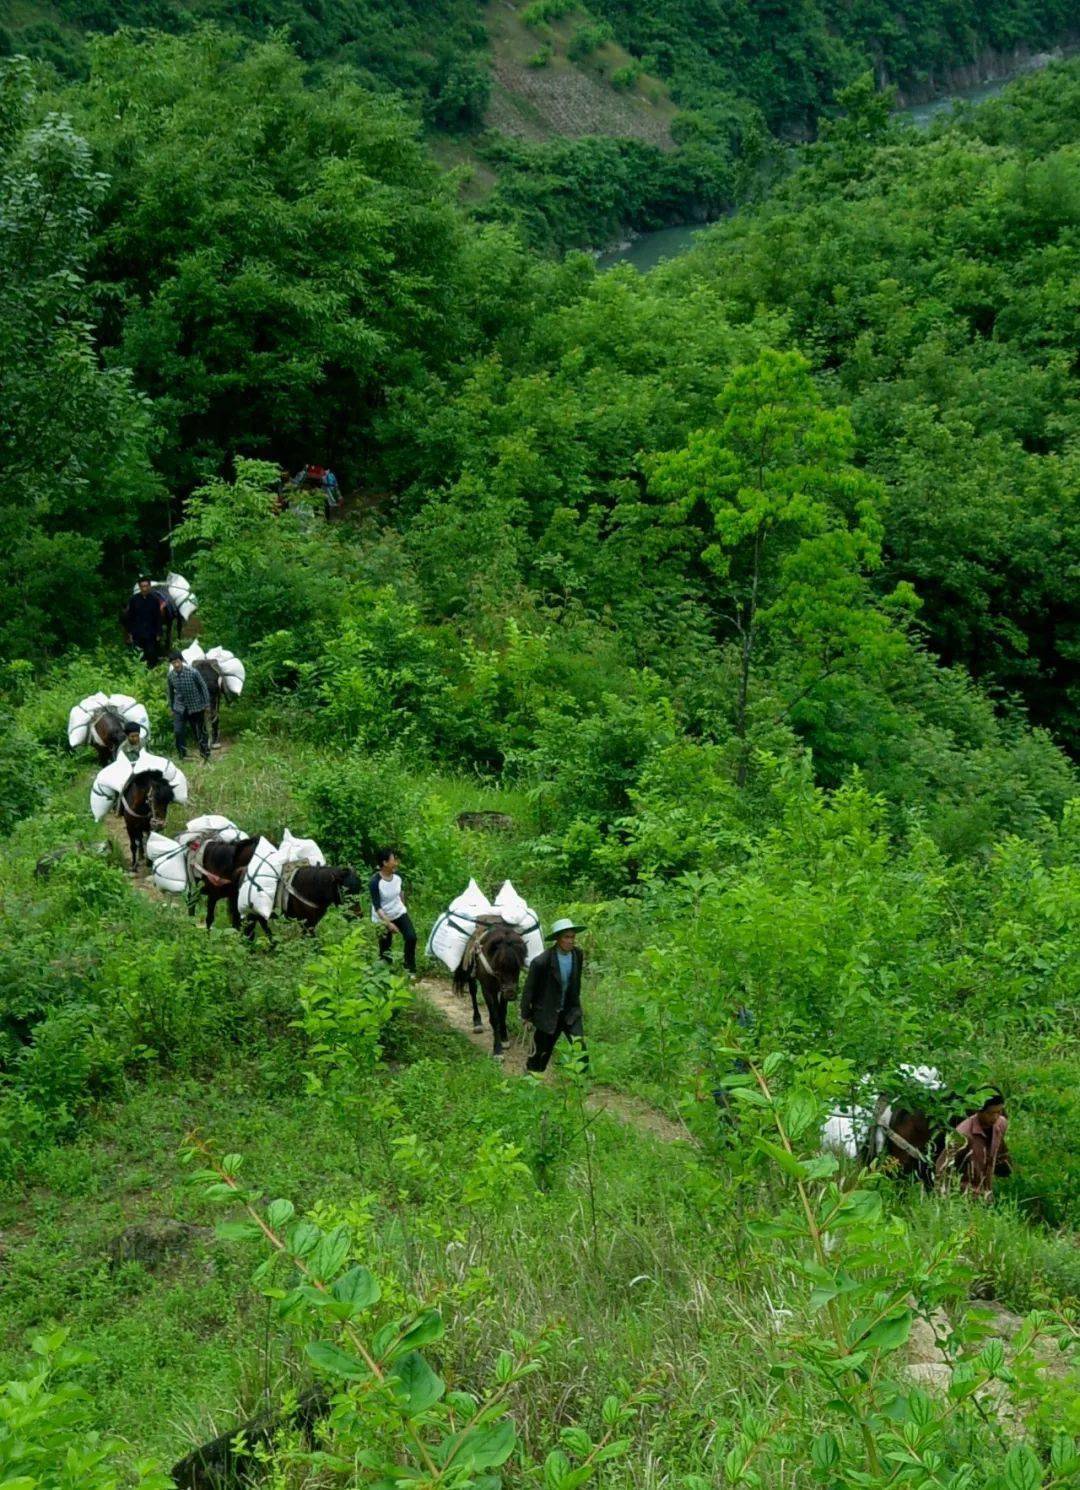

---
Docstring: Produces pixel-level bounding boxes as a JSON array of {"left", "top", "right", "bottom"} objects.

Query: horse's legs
[
  {"left": 482, "top": 986, "right": 504, "bottom": 1057},
  {"left": 469, "top": 976, "right": 483, "bottom": 1032},
  {"left": 206, "top": 892, "right": 218, "bottom": 931},
  {"left": 499, "top": 996, "right": 510, "bottom": 1048}
]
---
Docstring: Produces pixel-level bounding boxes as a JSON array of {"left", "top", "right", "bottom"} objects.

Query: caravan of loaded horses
[{"left": 68, "top": 573, "right": 1007, "bottom": 1171}]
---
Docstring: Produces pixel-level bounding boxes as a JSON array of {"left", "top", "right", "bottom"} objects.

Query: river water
[{"left": 597, "top": 70, "right": 1020, "bottom": 273}]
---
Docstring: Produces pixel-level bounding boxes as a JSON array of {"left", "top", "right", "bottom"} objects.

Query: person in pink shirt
[{"left": 936, "top": 1091, "right": 1011, "bottom": 1198}]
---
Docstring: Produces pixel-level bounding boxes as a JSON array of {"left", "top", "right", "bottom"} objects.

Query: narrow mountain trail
[
  {"left": 414, "top": 976, "right": 691, "bottom": 1144},
  {"left": 98, "top": 735, "right": 690, "bottom": 1148}
]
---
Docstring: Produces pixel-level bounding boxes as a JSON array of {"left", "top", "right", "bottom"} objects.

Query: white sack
[
  {"left": 133, "top": 752, "right": 189, "bottom": 804},
  {"left": 166, "top": 572, "right": 198, "bottom": 622},
  {"left": 426, "top": 912, "right": 471, "bottom": 973},
  {"left": 449, "top": 878, "right": 494, "bottom": 919},
  {"left": 493, "top": 880, "right": 544, "bottom": 965},
  {"left": 147, "top": 832, "right": 188, "bottom": 893},
  {"left": 205, "top": 646, "right": 246, "bottom": 698},
  {"left": 106, "top": 695, "right": 150, "bottom": 742},
  {"left": 181, "top": 640, "right": 205, "bottom": 665},
  {"left": 280, "top": 827, "right": 325, "bottom": 867},
  {"left": 178, "top": 814, "right": 244, "bottom": 847},
  {"left": 238, "top": 836, "right": 283, "bottom": 921},
  {"left": 68, "top": 692, "right": 108, "bottom": 747},
  {"left": 90, "top": 757, "right": 132, "bottom": 820}
]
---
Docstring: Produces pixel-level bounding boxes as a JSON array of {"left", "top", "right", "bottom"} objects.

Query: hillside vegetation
[
  {"left": 2, "top": 0, "right": 1078, "bottom": 247},
  {"left": 0, "top": 34, "right": 1078, "bottom": 1489}
]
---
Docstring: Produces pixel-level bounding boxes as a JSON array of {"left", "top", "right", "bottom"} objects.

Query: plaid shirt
[{"left": 167, "top": 664, "right": 210, "bottom": 714}]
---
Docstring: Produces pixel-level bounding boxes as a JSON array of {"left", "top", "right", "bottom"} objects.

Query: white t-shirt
[{"left": 370, "top": 871, "right": 407, "bottom": 923}]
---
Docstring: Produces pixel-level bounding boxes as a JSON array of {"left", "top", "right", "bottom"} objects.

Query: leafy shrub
[
  {"left": 528, "top": 44, "right": 554, "bottom": 68},
  {"left": 610, "top": 62, "right": 640, "bottom": 89},
  {"left": 0, "top": 720, "right": 47, "bottom": 837},
  {"left": 522, "top": 0, "right": 577, "bottom": 26},
  {"left": 301, "top": 750, "right": 467, "bottom": 905},
  {"left": 0, "top": 1329, "right": 168, "bottom": 1488},
  {"left": 567, "top": 20, "right": 613, "bottom": 61},
  {"left": 995, "top": 1057, "right": 1080, "bottom": 1228}
]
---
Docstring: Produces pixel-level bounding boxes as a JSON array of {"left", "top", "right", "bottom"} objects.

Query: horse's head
[
  {"left": 137, "top": 771, "right": 175, "bottom": 831},
  {"left": 335, "top": 866, "right": 363, "bottom": 912},
  {"left": 486, "top": 922, "right": 528, "bottom": 997}
]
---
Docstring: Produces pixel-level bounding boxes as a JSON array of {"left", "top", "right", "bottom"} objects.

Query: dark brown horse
[
  {"left": 88, "top": 707, "right": 127, "bottom": 766},
  {"left": 454, "top": 920, "right": 528, "bottom": 1057},
  {"left": 190, "top": 835, "right": 260, "bottom": 930},
  {"left": 120, "top": 771, "right": 176, "bottom": 869},
  {"left": 243, "top": 865, "right": 362, "bottom": 941},
  {"left": 193, "top": 660, "right": 223, "bottom": 747}
]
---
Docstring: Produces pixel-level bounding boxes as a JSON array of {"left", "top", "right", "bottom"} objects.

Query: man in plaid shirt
[{"left": 166, "top": 650, "right": 212, "bottom": 762}]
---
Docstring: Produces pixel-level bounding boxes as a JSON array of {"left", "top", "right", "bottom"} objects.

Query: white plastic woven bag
[
  {"left": 426, "top": 879, "right": 496, "bottom": 972},
  {"left": 238, "top": 836, "right": 283, "bottom": 921},
  {"left": 181, "top": 640, "right": 205, "bottom": 665},
  {"left": 178, "top": 814, "right": 244, "bottom": 847},
  {"left": 68, "top": 692, "right": 108, "bottom": 748},
  {"left": 205, "top": 646, "right": 246, "bottom": 698},
  {"left": 147, "top": 832, "right": 188, "bottom": 893},
  {"left": 89, "top": 758, "right": 132, "bottom": 820},
  {"left": 280, "top": 827, "right": 325, "bottom": 866},
  {"left": 166, "top": 572, "right": 198, "bottom": 621},
  {"left": 493, "top": 879, "right": 544, "bottom": 964},
  {"left": 134, "top": 752, "right": 189, "bottom": 804}
]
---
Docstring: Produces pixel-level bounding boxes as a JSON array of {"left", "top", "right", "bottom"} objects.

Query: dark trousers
[
  {"left": 527, "top": 1007, "right": 587, "bottom": 1073},
  {"left": 173, "top": 708, "right": 210, "bottom": 760},
  {"left": 134, "top": 633, "right": 161, "bottom": 667},
  {"left": 378, "top": 913, "right": 417, "bottom": 973}
]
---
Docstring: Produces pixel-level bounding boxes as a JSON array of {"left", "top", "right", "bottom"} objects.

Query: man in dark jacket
[
  {"left": 166, "top": 650, "right": 211, "bottom": 761},
  {"left": 121, "top": 576, "right": 165, "bottom": 666},
  {"left": 521, "top": 918, "right": 588, "bottom": 1074}
]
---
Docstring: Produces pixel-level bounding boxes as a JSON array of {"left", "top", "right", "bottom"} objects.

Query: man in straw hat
[{"left": 521, "top": 918, "right": 588, "bottom": 1074}]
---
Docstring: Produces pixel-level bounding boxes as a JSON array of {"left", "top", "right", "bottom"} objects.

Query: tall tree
[
  {"left": 0, "top": 58, "right": 159, "bottom": 658},
  {"left": 649, "top": 349, "right": 915, "bottom": 781}
]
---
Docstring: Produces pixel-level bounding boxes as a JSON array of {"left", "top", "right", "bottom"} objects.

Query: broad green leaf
[
  {"left": 1003, "top": 1444, "right": 1041, "bottom": 1490},
  {"left": 860, "top": 1310, "right": 912, "bottom": 1353},
  {"left": 332, "top": 1266, "right": 380, "bottom": 1313},
  {"left": 396, "top": 1308, "right": 444, "bottom": 1352},
  {"left": 305, "top": 1339, "right": 371, "bottom": 1379},
  {"left": 214, "top": 1220, "right": 259, "bottom": 1242},
  {"left": 392, "top": 1351, "right": 445, "bottom": 1416},
  {"left": 266, "top": 1198, "right": 295, "bottom": 1230},
  {"left": 310, "top": 1225, "right": 351, "bottom": 1283},
  {"left": 753, "top": 1136, "right": 806, "bottom": 1178}
]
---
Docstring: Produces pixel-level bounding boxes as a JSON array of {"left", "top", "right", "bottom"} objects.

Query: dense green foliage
[
  {"left": 674, "top": 63, "right": 1080, "bottom": 747},
  {"left": 590, "top": 0, "right": 1077, "bottom": 132},
  {"left": 0, "top": 36, "right": 1078, "bottom": 1488}
]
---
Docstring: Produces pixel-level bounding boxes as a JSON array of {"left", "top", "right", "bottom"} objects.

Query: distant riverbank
[{"left": 596, "top": 49, "right": 1069, "bottom": 273}]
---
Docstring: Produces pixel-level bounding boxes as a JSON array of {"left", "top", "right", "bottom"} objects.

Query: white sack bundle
[
  {"left": 426, "top": 878, "right": 496, "bottom": 973},
  {"left": 493, "top": 879, "right": 544, "bottom": 965},
  {"left": 167, "top": 572, "right": 198, "bottom": 621},
  {"left": 181, "top": 640, "right": 205, "bottom": 665},
  {"left": 90, "top": 757, "right": 132, "bottom": 820},
  {"left": 426, "top": 913, "right": 469, "bottom": 972},
  {"left": 177, "top": 814, "right": 244, "bottom": 847},
  {"left": 280, "top": 827, "right": 325, "bottom": 866},
  {"left": 108, "top": 696, "right": 150, "bottom": 741},
  {"left": 147, "top": 831, "right": 188, "bottom": 893},
  {"left": 68, "top": 692, "right": 108, "bottom": 747},
  {"left": 134, "top": 752, "right": 189, "bottom": 804},
  {"left": 449, "top": 878, "right": 494, "bottom": 918},
  {"left": 238, "top": 836, "right": 283, "bottom": 921},
  {"left": 205, "top": 646, "right": 246, "bottom": 697}
]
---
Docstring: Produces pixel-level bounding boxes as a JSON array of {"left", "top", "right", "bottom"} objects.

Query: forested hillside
[
  {"left": 2, "top": 0, "right": 1077, "bottom": 248},
  {"left": 0, "top": 31, "right": 1078, "bottom": 1489}
]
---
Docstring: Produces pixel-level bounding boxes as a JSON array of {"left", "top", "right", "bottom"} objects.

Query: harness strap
[{"left": 877, "top": 1119, "right": 928, "bottom": 1167}]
